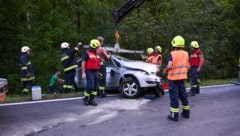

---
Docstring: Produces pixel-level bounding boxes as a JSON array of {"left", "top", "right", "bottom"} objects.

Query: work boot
[
  {"left": 89, "top": 95, "right": 98, "bottom": 106},
  {"left": 188, "top": 91, "right": 195, "bottom": 96},
  {"left": 188, "top": 88, "right": 196, "bottom": 96},
  {"left": 181, "top": 110, "right": 190, "bottom": 118},
  {"left": 99, "top": 92, "right": 107, "bottom": 98},
  {"left": 83, "top": 96, "right": 90, "bottom": 106},
  {"left": 98, "top": 90, "right": 107, "bottom": 98},
  {"left": 167, "top": 112, "right": 179, "bottom": 121},
  {"left": 196, "top": 86, "right": 200, "bottom": 94}
]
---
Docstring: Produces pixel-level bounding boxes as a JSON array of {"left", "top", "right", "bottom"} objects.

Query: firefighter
[
  {"left": 189, "top": 41, "right": 205, "bottom": 96},
  {"left": 81, "top": 39, "right": 101, "bottom": 106},
  {"left": 153, "top": 45, "right": 163, "bottom": 65},
  {"left": 19, "top": 46, "right": 35, "bottom": 94},
  {"left": 141, "top": 48, "right": 154, "bottom": 62},
  {"left": 163, "top": 35, "right": 190, "bottom": 121},
  {"left": 61, "top": 42, "right": 82, "bottom": 93},
  {"left": 96, "top": 36, "right": 111, "bottom": 98}
]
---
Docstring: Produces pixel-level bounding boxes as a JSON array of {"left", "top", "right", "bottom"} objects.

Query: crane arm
[{"left": 112, "top": 0, "right": 145, "bottom": 43}]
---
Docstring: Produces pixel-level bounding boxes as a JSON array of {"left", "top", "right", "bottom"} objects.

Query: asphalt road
[{"left": 0, "top": 84, "right": 240, "bottom": 136}]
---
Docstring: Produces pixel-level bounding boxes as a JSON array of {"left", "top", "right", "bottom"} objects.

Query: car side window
[{"left": 113, "top": 60, "right": 121, "bottom": 68}]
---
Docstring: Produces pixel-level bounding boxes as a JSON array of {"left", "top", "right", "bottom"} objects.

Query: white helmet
[
  {"left": 61, "top": 42, "right": 70, "bottom": 49},
  {"left": 21, "top": 46, "right": 30, "bottom": 53}
]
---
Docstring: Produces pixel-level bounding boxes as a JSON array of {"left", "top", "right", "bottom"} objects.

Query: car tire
[{"left": 120, "top": 77, "right": 140, "bottom": 99}]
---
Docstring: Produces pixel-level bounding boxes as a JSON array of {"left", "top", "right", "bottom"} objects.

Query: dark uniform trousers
[
  {"left": 63, "top": 69, "right": 75, "bottom": 93},
  {"left": 85, "top": 70, "right": 98, "bottom": 99},
  {"left": 168, "top": 80, "right": 190, "bottom": 120},
  {"left": 98, "top": 63, "right": 106, "bottom": 97},
  {"left": 169, "top": 80, "right": 189, "bottom": 109},
  {"left": 190, "top": 66, "right": 200, "bottom": 94}
]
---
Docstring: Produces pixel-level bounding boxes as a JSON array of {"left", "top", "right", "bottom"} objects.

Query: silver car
[{"left": 74, "top": 55, "right": 164, "bottom": 98}]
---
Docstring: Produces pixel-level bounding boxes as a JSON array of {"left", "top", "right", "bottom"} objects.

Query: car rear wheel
[{"left": 120, "top": 77, "right": 140, "bottom": 99}]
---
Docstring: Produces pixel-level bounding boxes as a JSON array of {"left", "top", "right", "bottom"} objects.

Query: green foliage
[{"left": 0, "top": 0, "right": 239, "bottom": 95}]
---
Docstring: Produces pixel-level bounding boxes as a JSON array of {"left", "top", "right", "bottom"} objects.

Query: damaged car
[{"left": 75, "top": 55, "right": 165, "bottom": 99}]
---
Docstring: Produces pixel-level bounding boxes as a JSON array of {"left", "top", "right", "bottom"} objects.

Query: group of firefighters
[
  {"left": 19, "top": 36, "right": 109, "bottom": 107},
  {"left": 140, "top": 35, "right": 204, "bottom": 121},
  {"left": 19, "top": 35, "right": 204, "bottom": 121}
]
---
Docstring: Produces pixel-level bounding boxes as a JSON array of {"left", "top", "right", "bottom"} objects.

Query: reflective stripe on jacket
[
  {"left": 61, "top": 47, "right": 78, "bottom": 72},
  {"left": 19, "top": 53, "right": 35, "bottom": 81},
  {"left": 168, "top": 50, "right": 189, "bottom": 80},
  {"left": 151, "top": 54, "right": 161, "bottom": 64},
  {"left": 85, "top": 51, "right": 101, "bottom": 70}
]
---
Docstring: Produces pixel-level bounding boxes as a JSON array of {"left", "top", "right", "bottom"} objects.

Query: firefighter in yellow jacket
[{"left": 163, "top": 35, "right": 190, "bottom": 121}]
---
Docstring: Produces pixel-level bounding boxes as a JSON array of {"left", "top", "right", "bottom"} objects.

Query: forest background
[{"left": 0, "top": 0, "right": 239, "bottom": 94}]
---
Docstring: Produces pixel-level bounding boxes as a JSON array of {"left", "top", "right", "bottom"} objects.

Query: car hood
[{"left": 122, "top": 61, "right": 159, "bottom": 73}]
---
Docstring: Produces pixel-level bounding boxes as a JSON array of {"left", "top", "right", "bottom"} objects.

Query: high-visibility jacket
[
  {"left": 85, "top": 51, "right": 101, "bottom": 70},
  {"left": 151, "top": 54, "right": 161, "bottom": 64},
  {"left": 146, "top": 55, "right": 153, "bottom": 63},
  {"left": 168, "top": 50, "right": 190, "bottom": 80},
  {"left": 19, "top": 53, "right": 35, "bottom": 81},
  {"left": 190, "top": 49, "right": 203, "bottom": 66},
  {"left": 61, "top": 47, "right": 79, "bottom": 72}
]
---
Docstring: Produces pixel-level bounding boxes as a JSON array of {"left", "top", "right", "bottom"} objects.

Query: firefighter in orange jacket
[
  {"left": 141, "top": 48, "right": 154, "bottom": 62},
  {"left": 189, "top": 41, "right": 204, "bottom": 96},
  {"left": 81, "top": 39, "right": 101, "bottom": 106},
  {"left": 152, "top": 45, "right": 162, "bottom": 65},
  {"left": 163, "top": 35, "right": 190, "bottom": 121}
]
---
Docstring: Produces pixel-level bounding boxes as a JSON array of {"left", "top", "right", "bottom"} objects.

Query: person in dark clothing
[
  {"left": 61, "top": 42, "right": 82, "bottom": 93},
  {"left": 19, "top": 46, "right": 35, "bottom": 94},
  {"left": 48, "top": 69, "right": 64, "bottom": 94}
]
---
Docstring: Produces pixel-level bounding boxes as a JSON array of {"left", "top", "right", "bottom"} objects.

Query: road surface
[{"left": 0, "top": 84, "right": 239, "bottom": 136}]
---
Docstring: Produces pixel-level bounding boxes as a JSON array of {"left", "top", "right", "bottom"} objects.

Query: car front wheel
[{"left": 120, "top": 77, "right": 140, "bottom": 99}]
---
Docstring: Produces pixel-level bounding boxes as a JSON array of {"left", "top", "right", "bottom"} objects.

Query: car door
[{"left": 106, "top": 57, "right": 122, "bottom": 90}]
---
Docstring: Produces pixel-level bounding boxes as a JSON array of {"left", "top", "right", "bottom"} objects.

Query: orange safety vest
[
  {"left": 151, "top": 54, "right": 161, "bottom": 64},
  {"left": 167, "top": 50, "right": 190, "bottom": 80},
  {"left": 85, "top": 51, "right": 101, "bottom": 70}
]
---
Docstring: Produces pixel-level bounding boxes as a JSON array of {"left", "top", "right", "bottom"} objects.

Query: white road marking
[{"left": 0, "top": 84, "right": 236, "bottom": 107}]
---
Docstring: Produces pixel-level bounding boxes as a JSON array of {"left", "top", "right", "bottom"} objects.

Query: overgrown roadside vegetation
[{"left": 2, "top": 78, "right": 238, "bottom": 104}]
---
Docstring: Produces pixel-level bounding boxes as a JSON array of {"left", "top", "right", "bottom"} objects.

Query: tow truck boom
[
  {"left": 112, "top": 0, "right": 146, "bottom": 44},
  {"left": 113, "top": 0, "right": 145, "bottom": 29}
]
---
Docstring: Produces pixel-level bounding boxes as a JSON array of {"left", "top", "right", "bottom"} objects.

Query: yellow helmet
[
  {"left": 155, "top": 45, "right": 162, "bottom": 52},
  {"left": 171, "top": 35, "right": 185, "bottom": 47},
  {"left": 147, "top": 48, "right": 154, "bottom": 54},
  {"left": 190, "top": 41, "right": 199, "bottom": 48},
  {"left": 90, "top": 39, "right": 100, "bottom": 49}
]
